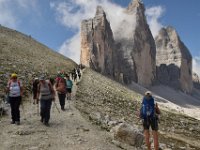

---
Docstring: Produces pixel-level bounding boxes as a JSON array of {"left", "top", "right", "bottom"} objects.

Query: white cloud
[
  {"left": 59, "top": 33, "right": 81, "bottom": 63},
  {"left": 15, "top": 0, "right": 37, "bottom": 9},
  {"left": 193, "top": 56, "right": 200, "bottom": 76},
  {"left": 0, "top": 0, "right": 38, "bottom": 29},
  {"left": 0, "top": 0, "right": 17, "bottom": 28},
  {"left": 51, "top": 0, "right": 137, "bottom": 63},
  {"left": 146, "top": 6, "right": 165, "bottom": 37}
]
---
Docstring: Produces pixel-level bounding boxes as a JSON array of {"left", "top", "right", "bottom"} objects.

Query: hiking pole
[{"left": 53, "top": 101, "right": 60, "bottom": 113}]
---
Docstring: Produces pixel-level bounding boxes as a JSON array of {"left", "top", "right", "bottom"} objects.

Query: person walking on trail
[
  {"left": 32, "top": 77, "right": 39, "bottom": 104},
  {"left": 55, "top": 74, "right": 66, "bottom": 111},
  {"left": 36, "top": 76, "right": 55, "bottom": 126},
  {"left": 6, "top": 73, "right": 23, "bottom": 125},
  {"left": 139, "top": 91, "right": 160, "bottom": 150},
  {"left": 77, "top": 67, "right": 81, "bottom": 80},
  {"left": 66, "top": 75, "right": 73, "bottom": 100}
]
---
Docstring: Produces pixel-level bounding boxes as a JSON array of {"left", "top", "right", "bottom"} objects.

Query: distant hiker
[
  {"left": 77, "top": 68, "right": 81, "bottom": 79},
  {"left": 139, "top": 91, "right": 160, "bottom": 150},
  {"left": 73, "top": 69, "right": 77, "bottom": 82},
  {"left": 49, "top": 76, "right": 55, "bottom": 86},
  {"left": 32, "top": 77, "right": 39, "bottom": 104},
  {"left": 6, "top": 73, "right": 23, "bottom": 125},
  {"left": 37, "top": 76, "right": 55, "bottom": 126},
  {"left": 55, "top": 74, "right": 66, "bottom": 111},
  {"left": 66, "top": 75, "right": 73, "bottom": 100}
]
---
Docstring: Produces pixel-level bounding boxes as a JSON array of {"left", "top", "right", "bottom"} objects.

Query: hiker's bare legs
[
  {"left": 153, "top": 130, "right": 159, "bottom": 150},
  {"left": 144, "top": 130, "right": 151, "bottom": 150}
]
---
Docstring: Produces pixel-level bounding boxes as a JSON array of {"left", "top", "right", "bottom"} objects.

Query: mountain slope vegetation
[
  {"left": 0, "top": 26, "right": 76, "bottom": 96},
  {"left": 75, "top": 69, "right": 200, "bottom": 150}
]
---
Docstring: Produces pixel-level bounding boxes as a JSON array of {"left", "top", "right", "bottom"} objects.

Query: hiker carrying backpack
[
  {"left": 139, "top": 91, "right": 160, "bottom": 150},
  {"left": 37, "top": 76, "right": 55, "bottom": 126},
  {"left": 6, "top": 73, "right": 23, "bottom": 125},
  {"left": 55, "top": 74, "right": 66, "bottom": 111}
]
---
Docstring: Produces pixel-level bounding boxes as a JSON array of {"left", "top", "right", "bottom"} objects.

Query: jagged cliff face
[
  {"left": 155, "top": 27, "right": 193, "bottom": 93},
  {"left": 114, "top": 0, "right": 156, "bottom": 86},
  {"left": 193, "top": 73, "right": 200, "bottom": 89},
  {"left": 80, "top": 6, "right": 114, "bottom": 76},
  {"left": 80, "top": 0, "right": 156, "bottom": 86}
]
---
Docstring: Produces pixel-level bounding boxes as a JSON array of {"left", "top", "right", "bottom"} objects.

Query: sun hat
[
  {"left": 11, "top": 73, "right": 17, "bottom": 78},
  {"left": 145, "top": 91, "right": 152, "bottom": 96}
]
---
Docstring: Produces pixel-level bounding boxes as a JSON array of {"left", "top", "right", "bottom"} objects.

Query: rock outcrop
[
  {"left": 80, "top": 6, "right": 114, "bottom": 77},
  {"left": 193, "top": 73, "right": 200, "bottom": 89},
  {"left": 155, "top": 26, "right": 193, "bottom": 93},
  {"left": 111, "top": 123, "right": 144, "bottom": 147},
  {"left": 114, "top": 0, "right": 156, "bottom": 86},
  {"left": 81, "top": 0, "right": 156, "bottom": 87}
]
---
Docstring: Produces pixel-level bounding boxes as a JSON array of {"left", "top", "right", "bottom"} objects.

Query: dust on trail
[{"left": 0, "top": 83, "right": 121, "bottom": 150}]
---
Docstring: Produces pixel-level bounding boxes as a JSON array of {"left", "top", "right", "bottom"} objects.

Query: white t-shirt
[{"left": 7, "top": 81, "right": 22, "bottom": 97}]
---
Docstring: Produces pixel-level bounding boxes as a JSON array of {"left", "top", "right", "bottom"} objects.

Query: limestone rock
[
  {"left": 111, "top": 123, "right": 144, "bottom": 147},
  {"left": 155, "top": 26, "right": 193, "bottom": 93},
  {"left": 80, "top": 6, "right": 114, "bottom": 77},
  {"left": 114, "top": 0, "right": 156, "bottom": 86},
  {"left": 193, "top": 72, "right": 200, "bottom": 89}
]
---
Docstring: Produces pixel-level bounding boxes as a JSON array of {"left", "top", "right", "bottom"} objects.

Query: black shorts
[
  {"left": 66, "top": 88, "right": 72, "bottom": 93},
  {"left": 143, "top": 117, "right": 158, "bottom": 131}
]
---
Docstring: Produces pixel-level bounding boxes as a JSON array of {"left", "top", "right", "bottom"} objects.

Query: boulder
[{"left": 111, "top": 123, "right": 144, "bottom": 147}]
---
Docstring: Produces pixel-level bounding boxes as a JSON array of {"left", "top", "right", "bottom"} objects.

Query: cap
[
  {"left": 11, "top": 73, "right": 17, "bottom": 78},
  {"left": 60, "top": 74, "right": 65, "bottom": 78},
  {"left": 145, "top": 91, "right": 152, "bottom": 96}
]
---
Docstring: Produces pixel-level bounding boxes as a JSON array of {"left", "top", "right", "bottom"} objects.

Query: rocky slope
[
  {"left": 0, "top": 26, "right": 76, "bottom": 98},
  {"left": 155, "top": 27, "right": 193, "bottom": 93},
  {"left": 75, "top": 69, "right": 200, "bottom": 150}
]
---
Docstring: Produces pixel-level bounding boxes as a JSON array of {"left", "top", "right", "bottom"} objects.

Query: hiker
[
  {"left": 55, "top": 74, "right": 66, "bottom": 111},
  {"left": 49, "top": 76, "right": 55, "bottom": 86},
  {"left": 36, "top": 76, "right": 55, "bottom": 126},
  {"left": 32, "top": 77, "right": 39, "bottom": 104},
  {"left": 77, "top": 67, "right": 81, "bottom": 79},
  {"left": 66, "top": 75, "right": 73, "bottom": 100},
  {"left": 6, "top": 73, "right": 23, "bottom": 125},
  {"left": 139, "top": 91, "right": 160, "bottom": 150},
  {"left": 73, "top": 70, "right": 77, "bottom": 82}
]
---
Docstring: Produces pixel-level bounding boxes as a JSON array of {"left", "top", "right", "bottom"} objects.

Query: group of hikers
[
  {"left": 5, "top": 67, "right": 160, "bottom": 150},
  {"left": 5, "top": 67, "right": 81, "bottom": 126}
]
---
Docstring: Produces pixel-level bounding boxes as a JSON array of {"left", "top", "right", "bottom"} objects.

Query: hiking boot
[
  {"left": 61, "top": 106, "right": 65, "bottom": 111},
  {"left": 40, "top": 117, "right": 44, "bottom": 123},
  {"left": 15, "top": 121, "right": 20, "bottom": 125},
  {"left": 44, "top": 122, "right": 50, "bottom": 127},
  {"left": 10, "top": 121, "right": 15, "bottom": 124}
]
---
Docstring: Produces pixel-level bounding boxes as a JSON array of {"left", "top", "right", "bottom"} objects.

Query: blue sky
[{"left": 0, "top": 0, "right": 200, "bottom": 75}]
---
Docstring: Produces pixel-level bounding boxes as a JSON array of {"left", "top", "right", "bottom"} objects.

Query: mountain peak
[
  {"left": 95, "top": 5, "right": 105, "bottom": 17},
  {"left": 126, "top": 0, "right": 144, "bottom": 13}
]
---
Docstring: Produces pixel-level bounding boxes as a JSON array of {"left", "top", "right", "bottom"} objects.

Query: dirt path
[{"left": 0, "top": 83, "right": 122, "bottom": 150}]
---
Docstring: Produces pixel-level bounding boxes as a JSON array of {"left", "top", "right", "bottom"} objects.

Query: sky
[{"left": 0, "top": 0, "right": 200, "bottom": 75}]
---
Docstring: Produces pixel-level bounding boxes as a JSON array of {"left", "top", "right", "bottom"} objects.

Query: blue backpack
[{"left": 140, "top": 97, "right": 155, "bottom": 119}]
